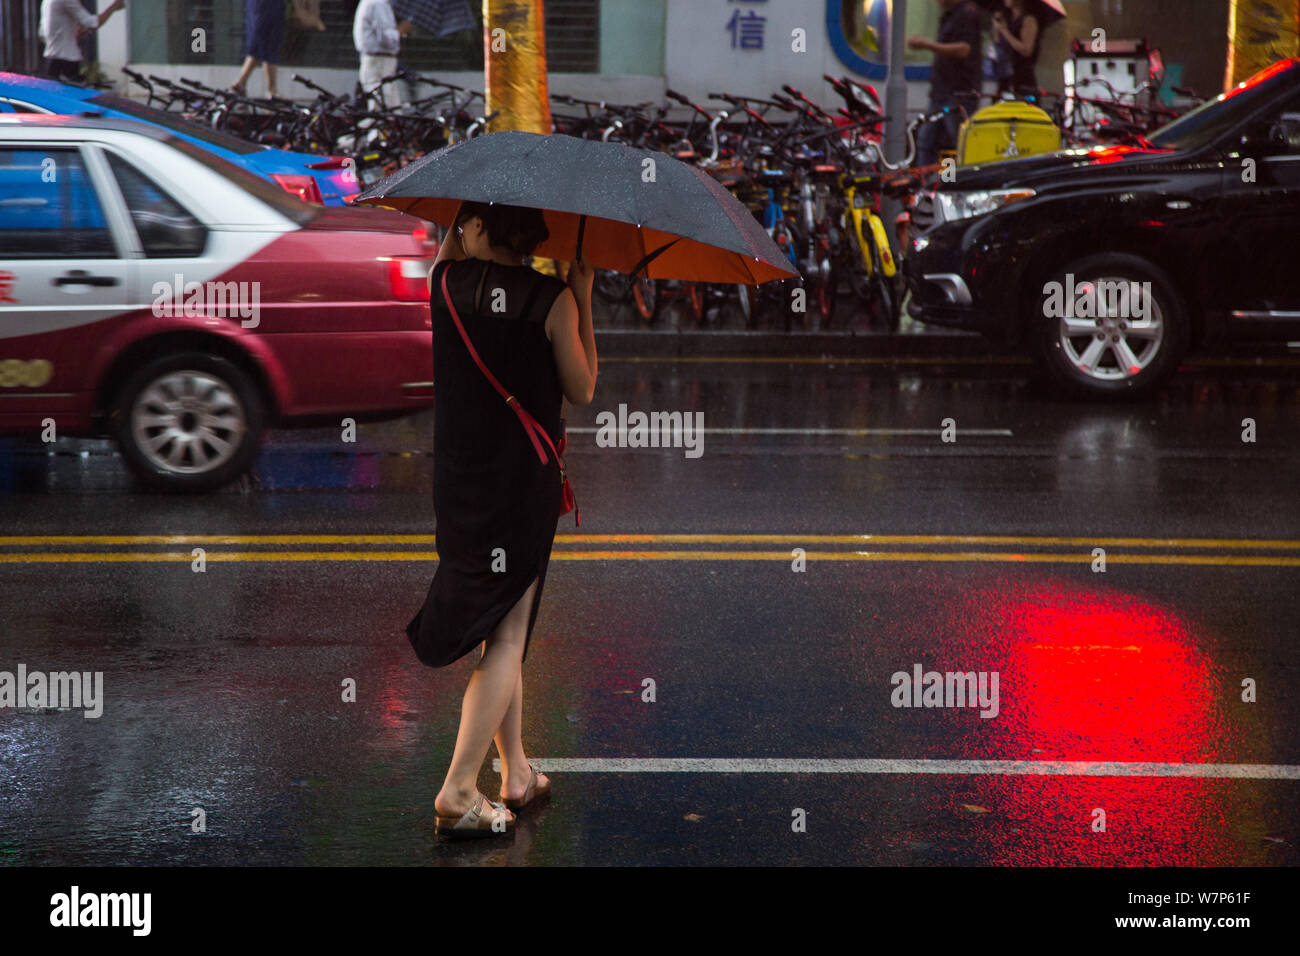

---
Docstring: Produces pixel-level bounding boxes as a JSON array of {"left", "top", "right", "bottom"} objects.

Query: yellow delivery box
[{"left": 957, "top": 101, "right": 1061, "bottom": 166}]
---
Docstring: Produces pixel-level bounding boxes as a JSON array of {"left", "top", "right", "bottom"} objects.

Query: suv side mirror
[{"left": 1240, "top": 123, "right": 1290, "bottom": 156}]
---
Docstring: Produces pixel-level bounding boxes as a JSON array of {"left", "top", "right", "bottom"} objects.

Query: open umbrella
[
  {"left": 353, "top": 130, "right": 797, "bottom": 284},
  {"left": 391, "top": 0, "right": 476, "bottom": 37}
]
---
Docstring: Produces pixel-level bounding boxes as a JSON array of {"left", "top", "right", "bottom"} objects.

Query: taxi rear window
[{"left": 165, "top": 137, "right": 316, "bottom": 226}]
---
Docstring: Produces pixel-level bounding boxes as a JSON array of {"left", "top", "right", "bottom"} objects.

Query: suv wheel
[
  {"left": 110, "top": 352, "right": 264, "bottom": 492},
  {"left": 1034, "top": 253, "right": 1188, "bottom": 399}
]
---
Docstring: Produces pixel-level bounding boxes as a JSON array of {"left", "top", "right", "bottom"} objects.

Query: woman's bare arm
[
  {"left": 545, "top": 261, "right": 597, "bottom": 405},
  {"left": 998, "top": 14, "right": 1038, "bottom": 58},
  {"left": 429, "top": 207, "right": 467, "bottom": 291}
]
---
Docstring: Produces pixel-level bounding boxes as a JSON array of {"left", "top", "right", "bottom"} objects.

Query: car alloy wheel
[
  {"left": 1035, "top": 253, "right": 1188, "bottom": 400},
  {"left": 131, "top": 370, "right": 248, "bottom": 475},
  {"left": 1056, "top": 275, "right": 1165, "bottom": 382}
]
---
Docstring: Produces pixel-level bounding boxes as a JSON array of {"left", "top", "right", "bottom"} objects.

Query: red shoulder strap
[{"left": 441, "top": 265, "right": 558, "bottom": 469}]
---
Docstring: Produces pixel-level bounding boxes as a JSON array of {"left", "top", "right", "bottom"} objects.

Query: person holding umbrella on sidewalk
[
  {"left": 357, "top": 130, "right": 794, "bottom": 838},
  {"left": 990, "top": 0, "right": 1065, "bottom": 98}
]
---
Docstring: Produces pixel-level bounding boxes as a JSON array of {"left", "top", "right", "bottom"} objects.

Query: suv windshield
[
  {"left": 1149, "top": 59, "right": 1300, "bottom": 151},
  {"left": 88, "top": 93, "right": 264, "bottom": 155}
]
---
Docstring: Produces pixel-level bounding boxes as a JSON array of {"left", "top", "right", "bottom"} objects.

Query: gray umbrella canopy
[
  {"left": 391, "top": 0, "right": 476, "bottom": 37},
  {"left": 354, "top": 130, "right": 797, "bottom": 284}
]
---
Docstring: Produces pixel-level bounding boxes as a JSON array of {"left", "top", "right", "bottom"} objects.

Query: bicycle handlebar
[{"left": 292, "top": 73, "right": 333, "bottom": 98}]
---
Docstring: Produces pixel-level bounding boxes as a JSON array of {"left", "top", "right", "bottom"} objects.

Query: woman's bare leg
[
  {"left": 264, "top": 63, "right": 278, "bottom": 97},
  {"left": 434, "top": 579, "right": 538, "bottom": 817},
  {"left": 232, "top": 56, "right": 258, "bottom": 93},
  {"left": 495, "top": 672, "right": 549, "bottom": 801}
]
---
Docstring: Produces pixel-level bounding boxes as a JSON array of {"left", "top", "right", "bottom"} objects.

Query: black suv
[{"left": 905, "top": 58, "right": 1300, "bottom": 398}]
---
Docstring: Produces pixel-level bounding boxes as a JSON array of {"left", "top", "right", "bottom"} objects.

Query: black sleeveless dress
[
  {"left": 998, "top": 12, "right": 1040, "bottom": 96},
  {"left": 406, "top": 257, "right": 569, "bottom": 668}
]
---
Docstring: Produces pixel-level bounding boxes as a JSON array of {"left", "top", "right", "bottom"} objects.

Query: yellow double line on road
[{"left": 2, "top": 533, "right": 1299, "bottom": 566}]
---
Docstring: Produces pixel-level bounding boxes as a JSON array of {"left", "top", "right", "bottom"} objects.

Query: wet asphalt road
[{"left": 2, "top": 354, "right": 1299, "bottom": 866}]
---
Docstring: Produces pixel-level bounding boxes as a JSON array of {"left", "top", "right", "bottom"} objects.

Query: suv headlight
[{"left": 936, "top": 188, "right": 1036, "bottom": 222}]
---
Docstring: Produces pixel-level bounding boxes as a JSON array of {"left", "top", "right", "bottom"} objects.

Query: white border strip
[
  {"left": 492, "top": 758, "right": 1300, "bottom": 780},
  {"left": 566, "top": 427, "right": 1014, "bottom": 437}
]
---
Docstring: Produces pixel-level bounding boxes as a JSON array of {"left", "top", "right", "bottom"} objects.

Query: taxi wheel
[{"left": 111, "top": 353, "right": 264, "bottom": 493}]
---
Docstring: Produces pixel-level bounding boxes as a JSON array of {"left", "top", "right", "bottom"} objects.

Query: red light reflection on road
[
  {"left": 1005, "top": 591, "right": 1216, "bottom": 762},
  {"left": 944, "top": 583, "right": 1236, "bottom": 864}
]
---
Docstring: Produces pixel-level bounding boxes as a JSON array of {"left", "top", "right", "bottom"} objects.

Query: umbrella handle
[{"left": 576, "top": 214, "right": 586, "bottom": 261}]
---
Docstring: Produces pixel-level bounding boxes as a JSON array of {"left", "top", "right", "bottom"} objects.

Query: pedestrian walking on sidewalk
[
  {"left": 354, "top": 0, "right": 413, "bottom": 107},
  {"left": 232, "top": 0, "right": 285, "bottom": 97}
]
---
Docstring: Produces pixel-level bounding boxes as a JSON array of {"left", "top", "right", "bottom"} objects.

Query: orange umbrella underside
[{"left": 371, "top": 196, "right": 794, "bottom": 285}]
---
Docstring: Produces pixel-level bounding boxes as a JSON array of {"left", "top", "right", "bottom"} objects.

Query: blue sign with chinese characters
[{"left": 725, "top": 0, "right": 768, "bottom": 50}]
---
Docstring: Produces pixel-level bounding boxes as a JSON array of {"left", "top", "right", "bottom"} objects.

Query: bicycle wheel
[
  {"left": 812, "top": 263, "right": 838, "bottom": 328},
  {"left": 682, "top": 282, "right": 705, "bottom": 325},
  {"left": 872, "top": 271, "right": 900, "bottom": 332},
  {"left": 593, "top": 270, "right": 624, "bottom": 303},
  {"left": 631, "top": 276, "right": 658, "bottom": 322}
]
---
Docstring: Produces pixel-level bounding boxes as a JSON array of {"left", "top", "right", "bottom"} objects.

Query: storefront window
[
  {"left": 130, "top": 1, "right": 598, "bottom": 73},
  {"left": 841, "top": 0, "right": 942, "bottom": 65}
]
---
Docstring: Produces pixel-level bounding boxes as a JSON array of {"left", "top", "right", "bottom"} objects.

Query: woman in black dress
[
  {"left": 408, "top": 201, "right": 596, "bottom": 837},
  {"left": 992, "top": 0, "right": 1041, "bottom": 98}
]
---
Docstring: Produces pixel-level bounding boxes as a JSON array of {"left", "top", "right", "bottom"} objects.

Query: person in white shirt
[
  {"left": 354, "top": 0, "right": 412, "bottom": 106},
  {"left": 40, "top": 0, "right": 125, "bottom": 81}
]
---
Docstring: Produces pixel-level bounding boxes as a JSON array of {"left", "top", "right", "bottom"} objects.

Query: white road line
[
  {"left": 492, "top": 758, "right": 1300, "bottom": 780},
  {"left": 566, "top": 427, "right": 1014, "bottom": 437}
]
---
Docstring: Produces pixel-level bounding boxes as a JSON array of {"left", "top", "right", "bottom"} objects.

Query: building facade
[{"left": 2, "top": 1, "right": 1231, "bottom": 120}]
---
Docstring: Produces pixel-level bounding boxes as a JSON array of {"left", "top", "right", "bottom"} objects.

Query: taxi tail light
[
  {"left": 305, "top": 156, "right": 362, "bottom": 201},
  {"left": 387, "top": 256, "right": 431, "bottom": 301},
  {"left": 412, "top": 225, "right": 437, "bottom": 254},
  {"left": 271, "top": 173, "right": 324, "bottom": 205}
]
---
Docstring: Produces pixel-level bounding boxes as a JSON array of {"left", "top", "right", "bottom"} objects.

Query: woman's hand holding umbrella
[
  {"left": 566, "top": 256, "right": 594, "bottom": 305},
  {"left": 551, "top": 256, "right": 597, "bottom": 403}
]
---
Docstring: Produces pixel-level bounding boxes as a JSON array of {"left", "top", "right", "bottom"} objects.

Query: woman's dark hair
[{"left": 454, "top": 201, "right": 550, "bottom": 257}]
